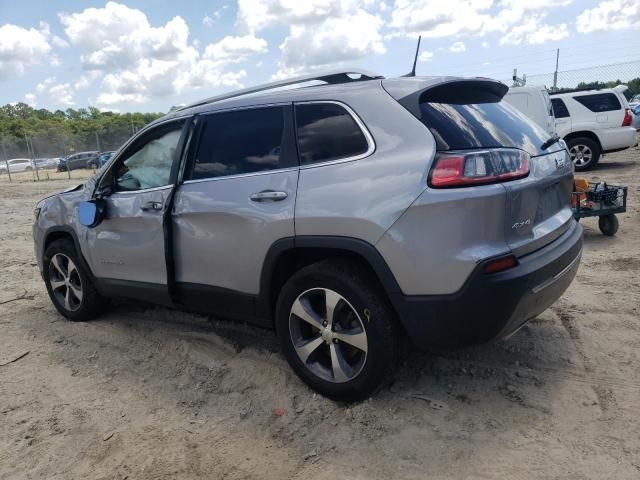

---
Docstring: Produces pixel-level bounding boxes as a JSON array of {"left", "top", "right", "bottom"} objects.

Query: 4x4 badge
[{"left": 511, "top": 219, "right": 531, "bottom": 230}]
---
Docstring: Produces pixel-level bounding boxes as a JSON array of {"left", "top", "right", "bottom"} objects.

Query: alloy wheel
[
  {"left": 48, "top": 253, "right": 83, "bottom": 312},
  {"left": 289, "top": 288, "right": 368, "bottom": 383},
  {"left": 569, "top": 144, "right": 592, "bottom": 167}
]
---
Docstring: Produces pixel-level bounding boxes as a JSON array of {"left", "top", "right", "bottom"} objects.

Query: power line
[
  {"left": 435, "top": 51, "right": 640, "bottom": 79},
  {"left": 423, "top": 40, "right": 640, "bottom": 76}
]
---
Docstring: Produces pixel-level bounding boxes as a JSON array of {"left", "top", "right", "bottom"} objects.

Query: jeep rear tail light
[
  {"left": 429, "top": 149, "right": 529, "bottom": 188},
  {"left": 622, "top": 108, "right": 632, "bottom": 127}
]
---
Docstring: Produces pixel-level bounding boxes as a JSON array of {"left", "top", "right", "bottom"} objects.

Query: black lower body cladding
[{"left": 391, "top": 222, "right": 583, "bottom": 348}]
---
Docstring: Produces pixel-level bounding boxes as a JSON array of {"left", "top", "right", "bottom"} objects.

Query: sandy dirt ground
[
  {"left": 0, "top": 168, "right": 94, "bottom": 185},
  {"left": 1, "top": 147, "right": 639, "bottom": 479}
]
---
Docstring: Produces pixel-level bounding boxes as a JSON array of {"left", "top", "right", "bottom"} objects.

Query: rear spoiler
[{"left": 382, "top": 77, "right": 508, "bottom": 118}]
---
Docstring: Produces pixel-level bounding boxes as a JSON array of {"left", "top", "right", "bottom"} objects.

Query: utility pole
[
  {"left": 30, "top": 137, "right": 40, "bottom": 181},
  {"left": 25, "top": 135, "right": 38, "bottom": 181},
  {"left": 1, "top": 141, "right": 11, "bottom": 183},
  {"left": 95, "top": 131, "right": 101, "bottom": 152},
  {"left": 552, "top": 48, "right": 560, "bottom": 92}
]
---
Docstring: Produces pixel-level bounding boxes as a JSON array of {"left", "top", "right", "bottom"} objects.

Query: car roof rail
[
  {"left": 549, "top": 85, "right": 627, "bottom": 95},
  {"left": 176, "top": 68, "right": 384, "bottom": 111}
]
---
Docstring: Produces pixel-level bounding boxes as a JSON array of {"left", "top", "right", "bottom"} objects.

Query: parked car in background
[
  {"left": 57, "top": 151, "right": 99, "bottom": 172},
  {"left": 34, "top": 158, "right": 59, "bottom": 170},
  {"left": 628, "top": 94, "right": 640, "bottom": 108},
  {"left": 630, "top": 104, "right": 640, "bottom": 131},
  {"left": 93, "top": 151, "right": 116, "bottom": 169},
  {"left": 0, "top": 158, "right": 33, "bottom": 174},
  {"left": 33, "top": 69, "right": 582, "bottom": 400},
  {"left": 550, "top": 85, "right": 636, "bottom": 170},
  {"left": 504, "top": 85, "right": 556, "bottom": 134}
]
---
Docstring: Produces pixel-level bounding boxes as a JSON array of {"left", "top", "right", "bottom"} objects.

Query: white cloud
[
  {"left": 51, "top": 36, "right": 69, "bottom": 48},
  {"left": 389, "top": 0, "right": 495, "bottom": 38},
  {"left": 238, "top": 0, "right": 343, "bottom": 32},
  {"left": 238, "top": 1, "right": 385, "bottom": 78},
  {"left": 498, "top": 0, "right": 573, "bottom": 9},
  {"left": 58, "top": 1, "right": 260, "bottom": 108},
  {"left": 35, "top": 77, "right": 56, "bottom": 94},
  {"left": 203, "top": 9, "right": 222, "bottom": 27},
  {"left": 418, "top": 50, "right": 434, "bottom": 61},
  {"left": 576, "top": 0, "right": 640, "bottom": 33},
  {"left": 49, "top": 83, "right": 75, "bottom": 107},
  {"left": 388, "top": 0, "right": 574, "bottom": 40},
  {"left": 278, "top": 11, "right": 385, "bottom": 72},
  {"left": 203, "top": 35, "right": 268, "bottom": 62},
  {"left": 481, "top": 41, "right": 489, "bottom": 48},
  {"left": 24, "top": 93, "right": 37, "bottom": 107},
  {"left": 500, "top": 17, "right": 569, "bottom": 45},
  {"left": 73, "top": 71, "right": 101, "bottom": 91},
  {"left": 527, "top": 23, "right": 570, "bottom": 44},
  {"left": 0, "top": 23, "right": 52, "bottom": 79},
  {"left": 449, "top": 41, "right": 466, "bottom": 52}
]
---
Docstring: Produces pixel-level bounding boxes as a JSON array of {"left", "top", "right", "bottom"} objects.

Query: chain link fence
[
  {"left": 0, "top": 114, "right": 158, "bottom": 184},
  {"left": 503, "top": 60, "right": 640, "bottom": 94},
  {"left": 1, "top": 131, "right": 126, "bottom": 183}
]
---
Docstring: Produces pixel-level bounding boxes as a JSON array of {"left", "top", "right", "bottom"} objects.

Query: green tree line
[
  {"left": 555, "top": 77, "right": 640, "bottom": 97},
  {"left": 0, "top": 103, "right": 164, "bottom": 159}
]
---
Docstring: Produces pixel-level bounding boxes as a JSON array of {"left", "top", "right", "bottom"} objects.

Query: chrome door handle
[
  {"left": 250, "top": 191, "right": 288, "bottom": 202},
  {"left": 141, "top": 201, "right": 163, "bottom": 211}
]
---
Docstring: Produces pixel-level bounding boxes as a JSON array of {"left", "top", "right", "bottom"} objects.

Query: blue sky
[{"left": 1, "top": 0, "right": 639, "bottom": 112}]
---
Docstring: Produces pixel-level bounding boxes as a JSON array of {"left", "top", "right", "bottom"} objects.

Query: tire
[
  {"left": 598, "top": 214, "right": 619, "bottom": 236},
  {"left": 566, "top": 137, "right": 601, "bottom": 171},
  {"left": 25, "top": 166, "right": 32, "bottom": 171},
  {"left": 275, "top": 261, "right": 398, "bottom": 401},
  {"left": 43, "top": 239, "right": 108, "bottom": 321}
]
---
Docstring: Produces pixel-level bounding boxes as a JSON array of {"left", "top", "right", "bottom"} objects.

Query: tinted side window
[
  {"left": 551, "top": 98, "right": 570, "bottom": 118},
  {"left": 295, "top": 103, "right": 369, "bottom": 165},
  {"left": 190, "top": 107, "right": 286, "bottom": 180},
  {"left": 573, "top": 93, "right": 621, "bottom": 112}
]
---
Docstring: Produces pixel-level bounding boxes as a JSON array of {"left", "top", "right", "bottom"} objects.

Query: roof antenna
[{"left": 402, "top": 36, "right": 421, "bottom": 77}]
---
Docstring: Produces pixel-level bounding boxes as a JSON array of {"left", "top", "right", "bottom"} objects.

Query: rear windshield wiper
[{"left": 540, "top": 134, "right": 561, "bottom": 151}]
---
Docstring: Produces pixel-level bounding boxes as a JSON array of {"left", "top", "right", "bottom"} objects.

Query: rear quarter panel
[
  {"left": 294, "top": 85, "right": 436, "bottom": 244},
  {"left": 375, "top": 184, "right": 510, "bottom": 295}
]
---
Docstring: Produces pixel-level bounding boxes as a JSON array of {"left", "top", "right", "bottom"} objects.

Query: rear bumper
[
  {"left": 390, "top": 221, "right": 583, "bottom": 348},
  {"left": 600, "top": 126, "right": 637, "bottom": 151}
]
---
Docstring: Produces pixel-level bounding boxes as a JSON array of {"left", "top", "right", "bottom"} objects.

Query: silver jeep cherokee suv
[{"left": 33, "top": 69, "right": 582, "bottom": 400}]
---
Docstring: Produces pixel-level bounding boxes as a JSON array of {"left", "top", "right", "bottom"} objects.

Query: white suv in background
[{"left": 550, "top": 85, "right": 636, "bottom": 171}]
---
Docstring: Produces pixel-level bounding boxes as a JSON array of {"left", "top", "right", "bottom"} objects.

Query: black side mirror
[{"left": 78, "top": 199, "right": 105, "bottom": 228}]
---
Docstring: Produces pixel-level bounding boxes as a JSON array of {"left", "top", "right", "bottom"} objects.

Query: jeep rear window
[
  {"left": 573, "top": 93, "right": 621, "bottom": 112},
  {"left": 419, "top": 100, "right": 549, "bottom": 154}
]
